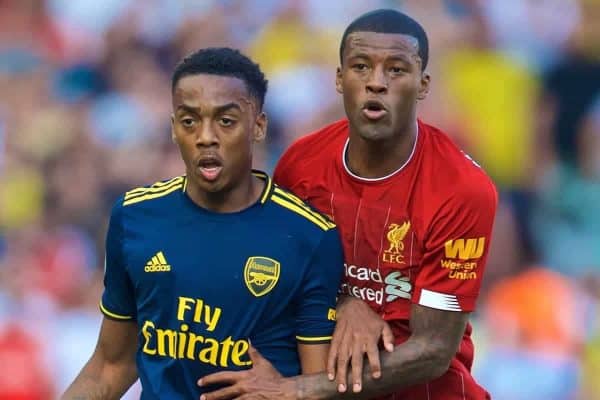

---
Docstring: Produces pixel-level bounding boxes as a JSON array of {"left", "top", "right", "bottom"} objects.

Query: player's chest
[
  {"left": 304, "top": 185, "right": 425, "bottom": 270},
  {"left": 123, "top": 221, "right": 304, "bottom": 303}
]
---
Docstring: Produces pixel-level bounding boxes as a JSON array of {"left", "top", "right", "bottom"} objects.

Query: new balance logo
[{"left": 145, "top": 251, "right": 171, "bottom": 272}]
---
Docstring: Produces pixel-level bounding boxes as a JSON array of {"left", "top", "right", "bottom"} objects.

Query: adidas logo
[{"left": 145, "top": 251, "right": 171, "bottom": 272}]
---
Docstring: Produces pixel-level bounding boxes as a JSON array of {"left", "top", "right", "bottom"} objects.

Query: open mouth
[
  {"left": 362, "top": 100, "right": 387, "bottom": 120},
  {"left": 197, "top": 157, "right": 223, "bottom": 182}
]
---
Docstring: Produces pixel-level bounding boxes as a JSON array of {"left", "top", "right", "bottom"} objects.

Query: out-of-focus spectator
[
  {"left": 530, "top": 97, "right": 600, "bottom": 277},
  {"left": 477, "top": 267, "right": 586, "bottom": 399}
]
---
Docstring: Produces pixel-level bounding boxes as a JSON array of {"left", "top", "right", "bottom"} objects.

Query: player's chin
[
  {"left": 194, "top": 175, "right": 226, "bottom": 193},
  {"left": 357, "top": 125, "right": 394, "bottom": 141}
]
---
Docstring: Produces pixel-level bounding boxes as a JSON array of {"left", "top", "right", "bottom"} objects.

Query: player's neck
[
  {"left": 186, "top": 173, "right": 264, "bottom": 213},
  {"left": 346, "top": 121, "right": 417, "bottom": 179}
]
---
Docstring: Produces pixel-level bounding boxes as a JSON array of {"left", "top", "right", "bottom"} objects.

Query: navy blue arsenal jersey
[{"left": 101, "top": 171, "right": 343, "bottom": 399}]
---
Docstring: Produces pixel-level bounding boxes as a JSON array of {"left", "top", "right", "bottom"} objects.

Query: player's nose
[
  {"left": 366, "top": 66, "right": 388, "bottom": 94},
  {"left": 195, "top": 123, "right": 219, "bottom": 147}
]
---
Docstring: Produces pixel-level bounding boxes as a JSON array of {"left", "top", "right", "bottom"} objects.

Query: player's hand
[
  {"left": 198, "top": 344, "right": 295, "bottom": 400},
  {"left": 327, "top": 295, "right": 394, "bottom": 393}
]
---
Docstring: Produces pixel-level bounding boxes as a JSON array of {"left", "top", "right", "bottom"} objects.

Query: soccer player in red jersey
[{"left": 199, "top": 9, "right": 497, "bottom": 400}]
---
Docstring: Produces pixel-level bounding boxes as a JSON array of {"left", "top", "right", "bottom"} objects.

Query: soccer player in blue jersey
[{"left": 62, "top": 47, "right": 344, "bottom": 400}]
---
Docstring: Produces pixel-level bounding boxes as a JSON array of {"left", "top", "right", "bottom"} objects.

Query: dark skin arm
[
  {"left": 298, "top": 343, "right": 330, "bottom": 374},
  {"left": 199, "top": 302, "right": 468, "bottom": 400},
  {"left": 61, "top": 317, "right": 138, "bottom": 400}
]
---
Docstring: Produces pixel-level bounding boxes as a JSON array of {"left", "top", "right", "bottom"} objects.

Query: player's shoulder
[
  {"left": 420, "top": 121, "right": 496, "bottom": 194},
  {"left": 114, "top": 175, "right": 186, "bottom": 211},
  {"left": 281, "top": 119, "right": 348, "bottom": 164},
  {"left": 267, "top": 183, "right": 336, "bottom": 233}
]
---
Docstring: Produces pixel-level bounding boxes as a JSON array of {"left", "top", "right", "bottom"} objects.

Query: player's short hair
[
  {"left": 172, "top": 47, "right": 268, "bottom": 110},
  {"left": 340, "top": 9, "right": 429, "bottom": 71}
]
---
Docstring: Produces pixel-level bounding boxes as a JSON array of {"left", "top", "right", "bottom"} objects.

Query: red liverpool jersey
[{"left": 274, "top": 119, "right": 497, "bottom": 400}]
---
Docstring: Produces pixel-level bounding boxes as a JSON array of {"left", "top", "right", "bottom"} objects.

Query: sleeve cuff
[
  {"left": 296, "top": 335, "right": 332, "bottom": 344},
  {"left": 414, "top": 288, "right": 477, "bottom": 312},
  {"left": 99, "top": 301, "right": 134, "bottom": 321}
]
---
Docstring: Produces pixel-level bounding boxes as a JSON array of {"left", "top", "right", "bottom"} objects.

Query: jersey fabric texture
[
  {"left": 101, "top": 171, "right": 343, "bottom": 399},
  {"left": 274, "top": 119, "right": 498, "bottom": 400}
]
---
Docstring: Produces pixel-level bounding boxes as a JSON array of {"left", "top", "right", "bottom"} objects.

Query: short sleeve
[
  {"left": 100, "top": 199, "right": 137, "bottom": 321},
  {"left": 413, "top": 180, "right": 498, "bottom": 312},
  {"left": 294, "top": 228, "right": 344, "bottom": 344}
]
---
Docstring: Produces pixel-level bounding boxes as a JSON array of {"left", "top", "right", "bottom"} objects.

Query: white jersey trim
[
  {"left": 342, "top": 123, "right": 419, "bottom": 182},
  {"left": 418, "top": 289, "right": 462, "bottom": 312}
]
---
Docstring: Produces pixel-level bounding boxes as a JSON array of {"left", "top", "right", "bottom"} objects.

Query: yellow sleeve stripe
[
  {"left": 273, "top": 188, "right": 335, "bottom": 229},
  {"left": 273, "top": 186, "right": 305, "bottom": 206},
  {"left": 125, "top": 176, "right": 184, "bottom": 199},
  {"left": 296, "top": 335, "right": 333, "bottom": 342},
  {"left": 123, "top": 183, "right": 183, "bottom": 206},
  {"left": 271, "top": 195, "right": 333, "bottom": 231},
  {"left": 99, "top": 301, "right": 133, "bottom": 320}
]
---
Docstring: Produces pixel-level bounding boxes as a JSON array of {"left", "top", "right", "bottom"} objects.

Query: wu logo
[
  {"left": 444, "top": 238, "right": 485, "bottom": 260},
  {"left": 382, "top": 221, "right": 411, "bottom": 264},
  {"left": 244, "top": 257, "right": 280, "bottom": 297}
]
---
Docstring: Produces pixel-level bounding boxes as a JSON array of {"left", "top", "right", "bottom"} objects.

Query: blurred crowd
[{"left": 0, "top": 0, "right": 599, "bottom": 398}]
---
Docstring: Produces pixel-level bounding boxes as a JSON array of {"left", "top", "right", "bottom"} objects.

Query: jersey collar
[
  {"left": 342, "top": 122, "right": 419, "bottom": 182},
  {"left": 180, "top": 169, "right": 273, "bottom": 206},
  {"left": 251, "top": 169, "right": 274, "bottom": 204}
]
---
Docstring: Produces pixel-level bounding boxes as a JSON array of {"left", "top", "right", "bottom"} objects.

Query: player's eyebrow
[
  {"left": 386, "top": 54, "right": 413, "bottom": 64},
  {"left": 213, "top": 102, "right": 243, "bottom": 114},
  {"left": 175, "top": 104, "right": 200, "bottom": 115},
  {"left": 176, "top": 102, "right": 243, "bottom": 115}
]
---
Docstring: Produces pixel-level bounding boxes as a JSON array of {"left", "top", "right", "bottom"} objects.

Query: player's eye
[
  {"left": 181, "top": 118, "right": 196, "bottom": 128},
  {"left": 219, "top": 117, "right": 236, "bottom": 127},
  {"left": 352, "top": 63, "right": 368, "bottom": 71},
  {"left": 389, "top": 66, "right": 405, "bottom": 74}
]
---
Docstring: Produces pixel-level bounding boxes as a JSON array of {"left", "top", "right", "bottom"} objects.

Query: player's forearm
[
  {"left": 293, "top": 337, "right": 449, "bottom": 400},
  {"left": 61, "top": 358, "right": 137, "bottom": 400}
]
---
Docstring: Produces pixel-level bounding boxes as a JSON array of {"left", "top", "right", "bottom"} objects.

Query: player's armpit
[
  {"left": 298, "top": 343, "right": 330, "bottom": 374},
  {"left": 61, "top": 317, "right": 138, "bottom": 400}
]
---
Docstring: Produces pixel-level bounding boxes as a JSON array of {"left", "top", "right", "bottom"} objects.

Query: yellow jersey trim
[
  {"left": 125, "top": 177, "right": 184, "bottom": 200},
  {"left": 123, "top": 183, "right": 183, "bottom": 206},
  {"left": 99, "top": 301, "right": 133, "bottom": 320},
  {"left": 259, "top": 175, "right": 272, "bottom": 204},
  {"left": 182, "top": 176, "right": 188, "bottom": 192},
  {"left": 296, "top": 335, "right": 333, "bottom": 342},
  {"left": 250, "top": 170, "right": 272, "bottom": 204},
  {"left": 271, "top": 195, "right": 333, "bottom": 231},
  {"left": 273, "top": 187, "right": 334, "bottom": 227}
]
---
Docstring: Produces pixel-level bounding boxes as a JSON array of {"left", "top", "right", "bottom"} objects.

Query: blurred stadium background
[{"left": 0, "top": 0, "right": 599, "bottom": 398}]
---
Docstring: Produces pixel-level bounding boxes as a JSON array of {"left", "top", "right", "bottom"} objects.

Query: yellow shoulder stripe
[
  {"left": 99, "top": 301, "right": 133, "bottom": 320},
  {"left": 296, "top": 335, "right": 333, "bottom": 342},
  {"left": 123, "top": 183, "right": 183, "bottom": 206},
  {"left": 271, "top": 195, "right": 334, "bottom": 231},
  {"left": 125, "top": 176, "right": 184, "bottom": 200},
  {"left": 273, "top": 187, "right": 334, "bottom": 228}
]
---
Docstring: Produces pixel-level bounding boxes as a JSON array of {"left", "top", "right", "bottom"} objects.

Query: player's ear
[
  {"left": 170, "top": 114, "right": 177, "bottom": 144},
  {"left": 417, "top": 72, "right": 430, "bottom": 101},
  {"left": 253, "top": 111, "right": 267, "bottom": 143},
  {"left": 335, "top": 66, "right": 343, "bottom": 94}
]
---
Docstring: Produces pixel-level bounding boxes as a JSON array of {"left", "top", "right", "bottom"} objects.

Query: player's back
[
  {"left": 275, "top": 119, "right": 497, "bottom": 400},
  {"left": 101, "top": 171, "right": 343, "bottom": 399}
]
